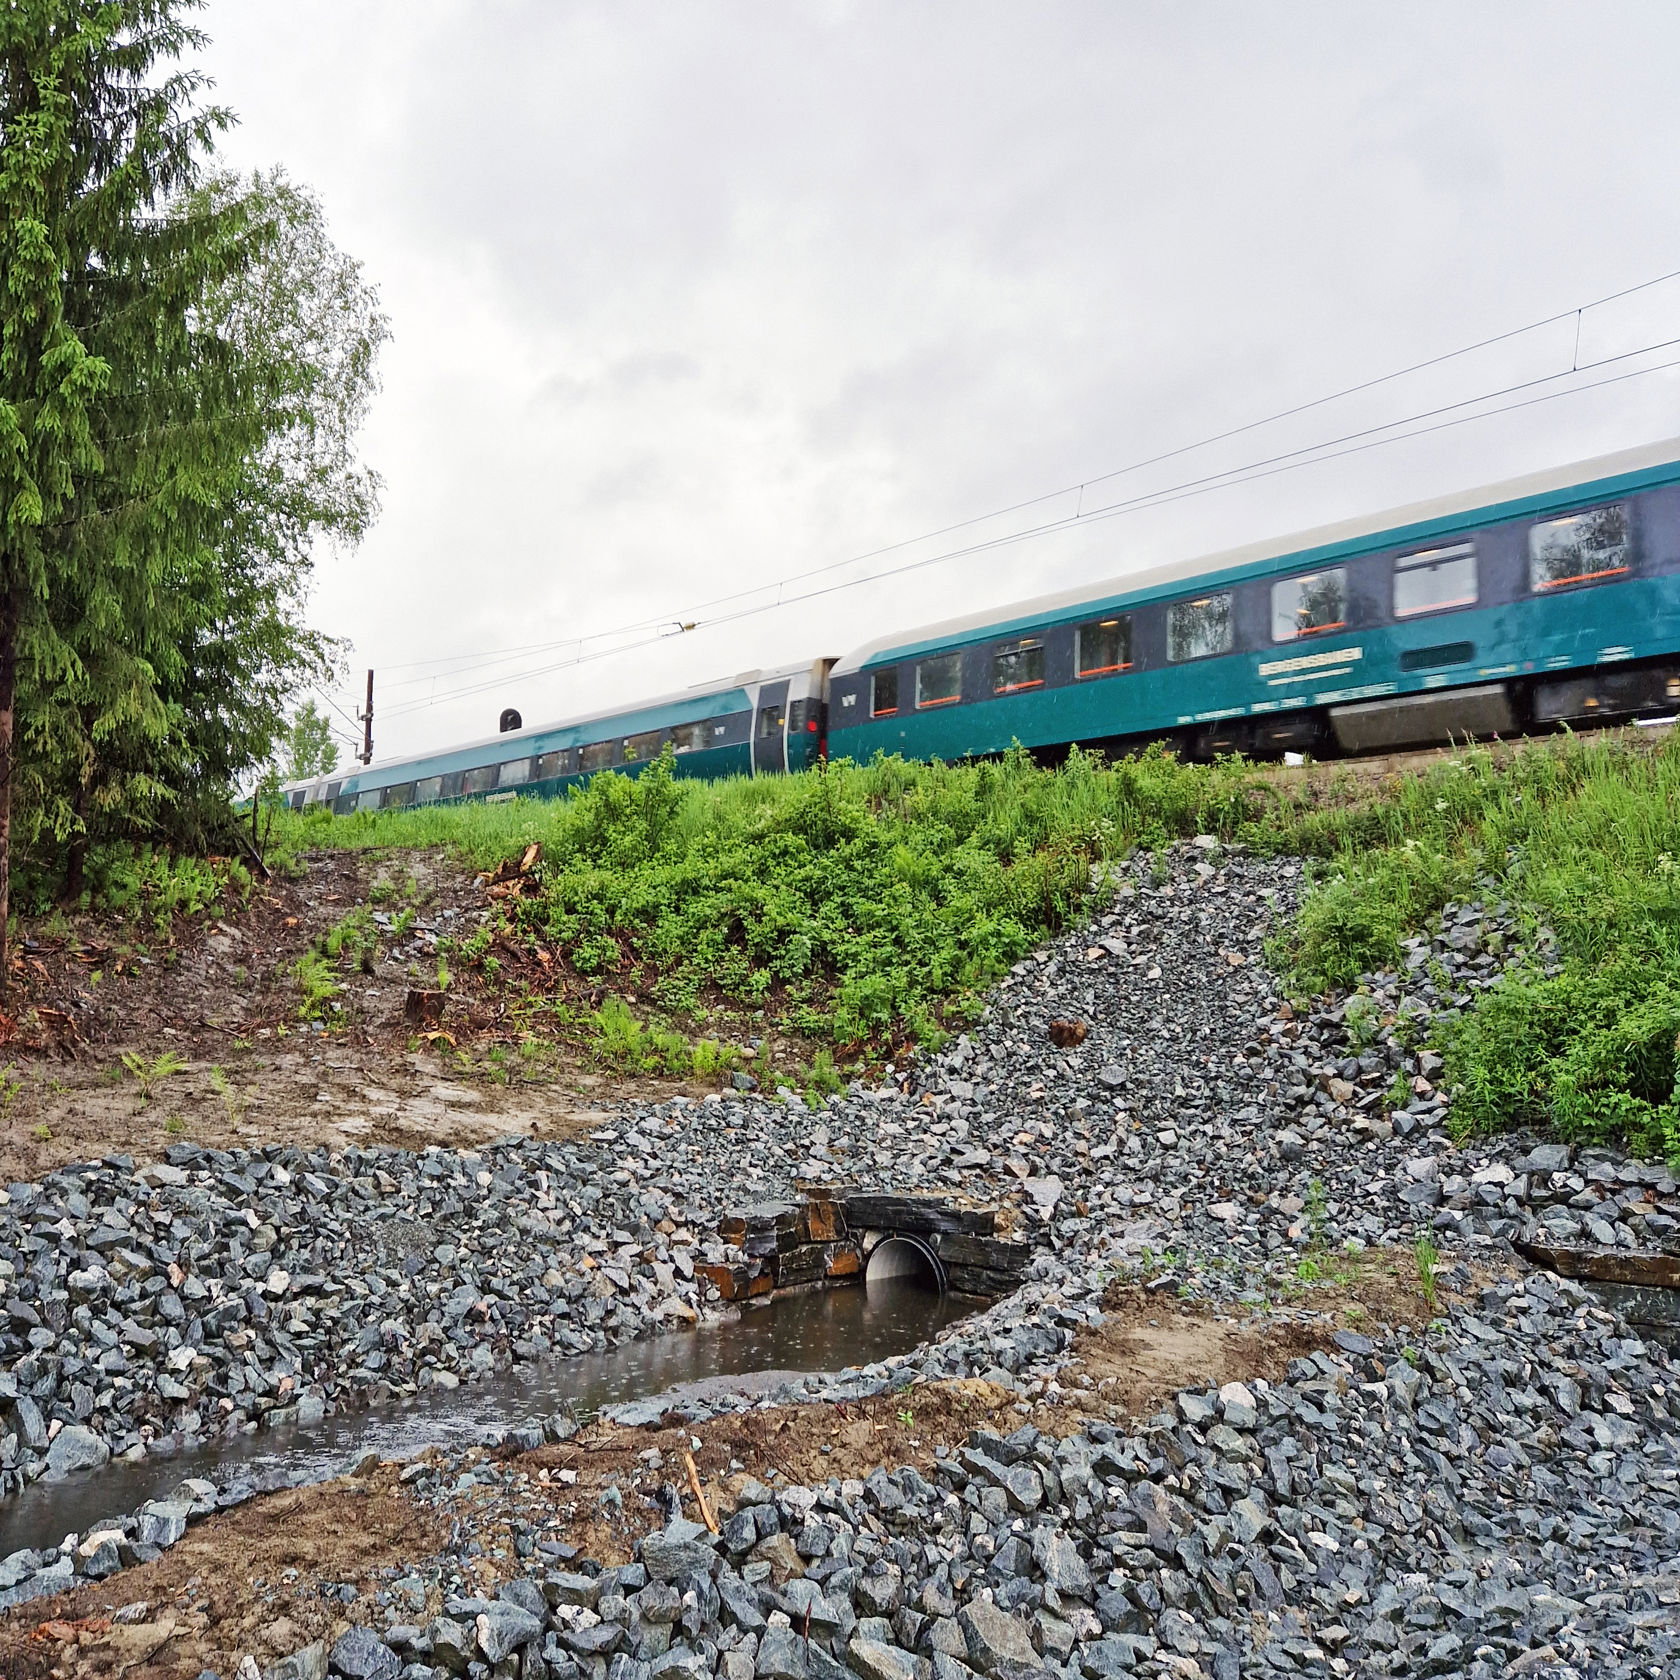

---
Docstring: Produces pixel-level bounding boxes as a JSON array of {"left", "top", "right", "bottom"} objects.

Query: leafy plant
[
  {"left": 1342, "top": 993, "right": 1380, "bottom": 1050},
  {"left": 1414, "top": 1232, "right": 1440, "bottom": 1312},
  {"left": 294, "top": 952, "right": 341, "bottom": 1020},
  {"left": 207, "top": 1065, "right": 245, "bottom": 1126},
  {"left": 121, "top": 1049, "right": 188, "bottom": 1106}
]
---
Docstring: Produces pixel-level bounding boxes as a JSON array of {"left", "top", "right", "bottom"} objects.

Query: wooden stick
[{"left": 683, "top": 1449, "right": 718, "bottom": 1533}]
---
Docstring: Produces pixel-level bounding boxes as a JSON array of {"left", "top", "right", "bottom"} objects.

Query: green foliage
[
  {"left": 323, "top": 905, "right": 379, "bottom": 968},
  {"left": 282, "top": 700, "right": 339, "bottom": 782},
  {"left": 121, "top": 1048, "right": 187, "bottom": 1105},
  {"left": 1414, "top": 1233, "right": 1440, "bottom": 1312},
  {"left": 69, "top": 844, "right": 251, "bottom": 931},
  {"left": 1342, "top": 993, "right": 1380, "bottom": 1050},
  {"left": 275, "top": 745, "right": 1277, "bottom": 1048},
  {"left": 1277, "top": 732, "right": 1680, "bottom": 1159},
  {"left": 802, "top": 1049, "right": 845, "bottom": 1109},
  {"left": 588, "top": 996, "right": 738, "bottom": 1080},
  {"left": 294, "top": 951, "right": 340, "bottom": 1020},
  {"left": 0, "top": 12, "right": 384, "bottom": 903}
]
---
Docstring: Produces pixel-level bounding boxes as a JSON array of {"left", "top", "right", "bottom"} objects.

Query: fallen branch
[{"left": 683, "top": 1448, "right": 718, "bottom": 1533}]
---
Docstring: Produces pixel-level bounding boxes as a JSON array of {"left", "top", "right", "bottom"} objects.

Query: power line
[
  {"left": 375, "top": 337, "right": 1680, "bottom": 721},
  {"left": 367, "top": 259, "right": 1680, "bottom": 698}
]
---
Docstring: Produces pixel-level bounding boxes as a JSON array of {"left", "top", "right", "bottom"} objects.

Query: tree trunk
[
  {"left": 0, "top": 584, "right": 18, "bottom": 1001},
  {"left": 63, "top": 802, "right": 88, "bottom": 905}
]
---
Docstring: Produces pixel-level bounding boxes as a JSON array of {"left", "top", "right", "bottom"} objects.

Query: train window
[
  {"left": 462, "top": 764, "right": 498, "bottom": 796},
  {"left": 383, "top": 782, "right": 416, "bottom": 809},
  {"left": 580, "top": 739, "right": 615, "bottom": 772},
  {"left": 756, "top": 706, "right": 785, "bottom": 740},
  {"left": 1167, "top": 594, "right": 1234, "bottom": 662},
  {"left": 1270, "top": 568, "right": 1347, "bottom": 641},
  {"left": 1529, "top": 504, "right": 1630, "bottom": 592},
  {"left": 1393, "top": 541, "right": 1477, "bottom": 618},
  {"left": 670, "top": 722, "right": 708, "bottom": 754},
  {"left": 623, "top": 729, "right": 666, "bottom": 762},
  {"left": 438, "top": 771, "right": 464, "bottom": 799},
  {"left": 333, "top": 792, "right": 356, "bottom": 815},
  {"left": 871, "top": 668, "right": 899, "bottom": 717},
  {"left": 992, "top": 640, "right": 1045, "bottom": 694},
  {"left": 1076, "top": 617, "right": 1132, "bottom": 677},
  {"left": 323, "top": 781, "right": 342, "bottom": 802},
  {"left": 415, "top": 777, "right": 443, "bottom": 803},
  {"left": 356, "top": 788, "right": 382, "bottom": 812},
  {"left": 498, "top": 757, "right": 532, "bottom": 787},
  {"left": 533, "top": 751, "right": 565, "bottom": 781},
  {"left": 916, "top": 653, "right": 962, "bottom": 708}
]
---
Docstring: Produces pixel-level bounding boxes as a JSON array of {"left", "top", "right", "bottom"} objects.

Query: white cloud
[{"left": 199, "top": 0, "right": 1680, "bottom": 761}]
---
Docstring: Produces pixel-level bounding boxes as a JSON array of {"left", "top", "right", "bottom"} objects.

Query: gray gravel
[{"left": 4, "top": 840, "right": 1680, "bottom": 1678}]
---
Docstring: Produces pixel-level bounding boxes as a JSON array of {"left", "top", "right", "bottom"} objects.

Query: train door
[{"left": 752, "top": 680, "right": 790, "bottom": 774}]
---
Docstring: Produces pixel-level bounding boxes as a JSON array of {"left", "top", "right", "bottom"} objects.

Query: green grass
[
  {"left": 1272, "top": 730, "right": 1680, "bottom": 1159},
  {"left": 273, "top": 744, "right": 1273, "bottom": 1048},
  {"left": 267, "top": 728, "right": 1680, "bottom": 1158}
]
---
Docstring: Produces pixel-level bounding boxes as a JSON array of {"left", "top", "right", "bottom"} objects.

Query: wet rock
[{"left": 44, "top": 1425, "right": 109, "bottom": 1478}]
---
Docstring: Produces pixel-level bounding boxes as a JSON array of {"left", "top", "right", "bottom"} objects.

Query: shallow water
[{"left": 0, "top": 1278, "right": 978, "bottom": 1557}]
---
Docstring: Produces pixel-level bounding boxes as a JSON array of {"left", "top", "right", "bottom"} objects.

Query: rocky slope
[{"left": 1, "top": 841, "right": 1678, "bottom": 1679}]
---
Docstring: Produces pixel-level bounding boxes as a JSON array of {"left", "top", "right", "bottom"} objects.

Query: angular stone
[
  {"left": 958, "top": 1598, "right": 1043, "bottom": 1680},
  {"left": 847, "top": 1637, "right": 916, "bottom": 1680},
  {"left": 643, "top": 1530, "right": 717, "bottom": 1583},
  {"left": 328, "top": 1625, "right": 401, "bottom": 1680},
  {"left": 476, "top": 1604, "right": 545, "bottom": 1663},
  {"left": 1217, "top": 1382, "right": 1258, "bottom": 1430},
  {"left": 44, "top": 1425, "right": 109, "bottom": 1479},
  {"left": 265, "top": 1643, "right": 328, "bottom": 1680},
  {"left": 138, "top": 1502, "right": 190, "bottom": 1548},
  {"left": 757, "top": 1624, "right": 808, "bottom": 1680},
  {"left": 749, "top": 1532, "right": 805, "bottom": 1584},
  {"left": 1029, "top": 1529, "right": 1091, "bottom": 1598}
]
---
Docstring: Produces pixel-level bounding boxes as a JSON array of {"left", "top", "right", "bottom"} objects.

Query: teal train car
[
  {"left": 284, "top": 439, "right": 1680, "bottom": 813},
  {"left": 279, "top": 659, "right": 832, "bottom": 812},
  {"left": 827, "top": 437, "right": 1680, "bottom": 763}
]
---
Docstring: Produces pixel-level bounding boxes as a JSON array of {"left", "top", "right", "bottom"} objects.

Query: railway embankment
[{"left": 1, "top": 830, "right": 1678, "bottom": 1677}]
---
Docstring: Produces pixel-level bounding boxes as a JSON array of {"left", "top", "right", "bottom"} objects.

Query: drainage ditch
[{"left": 0, "top": 1264, "right": 983, "bottom": 1562}]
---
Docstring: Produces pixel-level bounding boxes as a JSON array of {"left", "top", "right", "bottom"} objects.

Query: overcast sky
[{"left": 198, "top": 1, "right": 1680, "bottom": 766}]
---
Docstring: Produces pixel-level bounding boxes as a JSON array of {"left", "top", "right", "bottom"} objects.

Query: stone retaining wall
[{"left": 698, "top": 1189, "right": 1031, "bottom": 1301}]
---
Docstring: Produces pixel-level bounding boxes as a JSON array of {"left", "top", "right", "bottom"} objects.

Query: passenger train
[{"left": 281, "top": 439, "right": 1680, "bottom": 813}]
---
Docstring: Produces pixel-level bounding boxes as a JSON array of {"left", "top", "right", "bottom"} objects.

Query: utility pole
[{"left": 358, "top": 669, "right": 374, "bottom": 765}]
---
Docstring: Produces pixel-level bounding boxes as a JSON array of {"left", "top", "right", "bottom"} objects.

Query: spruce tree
[{"left": 1, "top": 0, "right": 249, "bottom": 985}]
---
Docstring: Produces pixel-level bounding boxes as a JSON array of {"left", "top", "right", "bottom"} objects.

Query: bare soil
[
  {"left": 0, "top": 848, "right": 726, "bottom": 1180},
  {"left": 0, "top": 1468, "right": 444, "bottom": 1680}
]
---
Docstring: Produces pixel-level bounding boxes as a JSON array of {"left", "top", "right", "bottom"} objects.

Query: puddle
[{"left": 0, "top": 1277, "right": 979, "bottom": 1557}]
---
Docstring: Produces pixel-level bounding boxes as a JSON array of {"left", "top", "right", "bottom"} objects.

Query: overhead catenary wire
[
  {"left": 374, "top": 337, "right": 1680, "bottom": 722},
  {"left": 367, "top": 260, "right": 1680, "bottom": 697}
]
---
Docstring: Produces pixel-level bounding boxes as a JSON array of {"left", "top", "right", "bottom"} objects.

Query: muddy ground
[
  {"left": 0, "top": 1264, "right": 1453, "bottom": 1680},
  {"left": 0, "top": 846, "right": 765, "bottom": 1181}
]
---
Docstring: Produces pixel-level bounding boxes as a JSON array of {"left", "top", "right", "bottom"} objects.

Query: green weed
[
  {"left": 294, "top": 951, "right": 341, "bottom": 1020},
  {"left": 1414, "top": 1232, "right": 1440, "bottom": 1311},
  {"left": 121, "top": 1048, "right": 187, "bottom": 1105}
]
